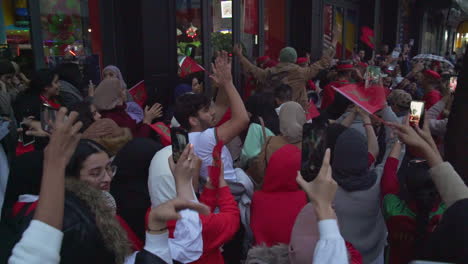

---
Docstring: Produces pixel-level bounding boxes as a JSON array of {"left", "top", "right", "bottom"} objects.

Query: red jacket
[
  {"left": 167, "top": 186, "right": 240, "bottom": 264},
  {"left": 100, "top": 104, "right": 152, "bottom": 138},
  {"left": 423, "top": 90, "right": 442, "bottom": 110},
  {"left": 321, "top": 80, "right": 350, "bottom": 110}
]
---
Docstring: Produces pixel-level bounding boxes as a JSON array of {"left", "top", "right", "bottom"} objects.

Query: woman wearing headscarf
[
  {"left": 240, "top": 92, "right": 279, "bottom": 168},
  {"left": 250, "top": 144, "right": 307, "bottom": 246},
  {"left": 82, "top": 118, "right": 133, "bottom": 157},
  {"left": 248, "top": 101, "right": 306, "bottom": 187},
  {"left": 93, "top": 79, "right": 161, "bottom": 138},
  {"left": 149, "top": 145, "right": 240, "bottom": 264},
  {"left": 102, "top": 65, "right": 145, "bottom": 123},
  {"left": 111, "top": 138, "right": 162, "bottom": 241}
]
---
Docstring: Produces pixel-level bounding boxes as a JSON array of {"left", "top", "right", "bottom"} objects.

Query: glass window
[
  {"left": 264, "top": 0, "right": 285, "bottom": 59},
  {"left": 211, "top": 0, "right": 233, "bottom": 59},
  {"left": 176, "top": 0, "right": 203, "bottom": 64},
  {"left": 345, "top": 9, "right": 357, "bottom": 59},
  {"left": 240, "top": 0, "right": 259, "bottom": 59},
  {"left": 0, "top": 0, "right": 35, "bottom": 76},
  {"left": 334, "top": 7, "right": 344, "bottom": 59}
]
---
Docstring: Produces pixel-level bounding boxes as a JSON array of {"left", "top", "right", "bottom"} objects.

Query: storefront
[{"left": 0, "top": 0, "right": 103, "bottom": 83}]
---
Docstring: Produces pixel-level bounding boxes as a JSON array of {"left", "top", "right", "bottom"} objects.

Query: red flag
[
  {"left": 244, "top": 0, "right": 258, "bottom": 34},
  {"left": 128, "top": 80, "right": 148, "bottom": 108},
  {"left": 333, "top": 83, "right": 386, "bottom": 114},
  {"left": 360, "top": 26, "right": 375, "bottom": 49},
  {"left": 208, "top": 140, "right": 224, "bottom": 189},
  {"left": 149, "top": 122, "right": 171, "bottom": 146},
  {"left": 178, "top": 56, "right": 205, "bottom": 78}
]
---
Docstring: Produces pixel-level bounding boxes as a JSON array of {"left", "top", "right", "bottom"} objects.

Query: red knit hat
[
  {"left": 264, "top": 59, "right": 278, "bottom": 68},
  {"left": 424, "top": 70, "right": 441, "bottom": 80},
  {"left": 337, "top": 63, "right": 354, "bottom": 71},
  {"left": 296, "top": 57, "right": 308, "bottom": 65},
  {"left": 357, "top": 62, "right": 368, "bottom": 68}
]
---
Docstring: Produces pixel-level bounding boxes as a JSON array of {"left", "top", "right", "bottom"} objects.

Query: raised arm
[
  {"left": 296, "top": 149, "right": 348, "bottom": 264},
  {"left": 233, "top": 44, "right": 268, "bottom": 82},
  {"left": 210, "top": 51, "right": 250, "bottom": 144},
  {"left": 357, "top": 107, "right": 379, "bottom": 159},
  {"left": 380, "top": 141, "right": 403, "bottom": 197}
]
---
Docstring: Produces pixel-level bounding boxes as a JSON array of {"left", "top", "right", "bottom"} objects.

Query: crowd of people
[{"left": 0, "top": 23, "right": 467, "bottom": 264}]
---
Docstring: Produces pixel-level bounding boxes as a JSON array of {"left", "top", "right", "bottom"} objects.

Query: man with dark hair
[
  {"left": 174, "top": 51, "right": 249, "bottom": 184},
  {"left": 274, "top": 84, "right": 292, "bottom": 115}
]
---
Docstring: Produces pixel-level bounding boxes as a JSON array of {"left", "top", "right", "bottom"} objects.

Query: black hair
[
  {"left": 56, "top": 63, "right": 83, "bottom": 89},
  {"left": 66, "top": 139, "right": 109, "bottom": 178},
  {"left": 0, "top": 59, "right": 15, "bottom": 75},
  {"left": 68, "top": 99, "right": 96, "bottom": 132},
  {"left": 27, "top": 69, "right": 57, "bottom": 95},
  {"left": 174, "top": 93, "right": 212, "bottom": 130},
  {"left": 400, "top": 161, "right": 439, "bottom": 258},
  {"left": 274, "top": 83, "right": 293, "bottom": 103},
  {"left": 245, "top": 92, "right": 280, "bottom": 135}
]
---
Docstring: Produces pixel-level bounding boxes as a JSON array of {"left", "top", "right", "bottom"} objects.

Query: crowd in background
[{"left": 0, "top": 23, "right": 467, "bottom": 264}]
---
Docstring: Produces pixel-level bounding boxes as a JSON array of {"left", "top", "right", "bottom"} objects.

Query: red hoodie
[
  {"left": 100, "top": 104, "right": 152, "bottom": 138},
  {"left": 251, "top": 144, "right": 307, "bottom": 246}
]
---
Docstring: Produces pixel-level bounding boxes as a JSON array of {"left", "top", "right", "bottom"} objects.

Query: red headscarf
[{"left": 250, "top": 144, "right": 307, "bottom": 246}]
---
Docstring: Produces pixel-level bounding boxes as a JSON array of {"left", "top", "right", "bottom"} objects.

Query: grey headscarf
[
  {"left": 332, "top": 128, "right": 377, "bottom": 192},
  {"left": 279, "top": 102, "right": 306, "bottom": 144}
]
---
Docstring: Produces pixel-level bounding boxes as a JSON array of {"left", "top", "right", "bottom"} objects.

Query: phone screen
[
  {"left": 20, "top": 122, "right": 35, "bottom": 146},
  {"left": 40, "top": 105, "right": 57, "bottom": 133},
  {"left": 171, "top": 127, "right": 189, "bottom": 163},
  {"left": 449, "top": 76, "right": 458, "bottom": 91},
  {"left": 301, "top": 122, "right": 327, "bottom": 182},
  {"left": 410, "top": 101, "right": 425, "bottom": 128}
]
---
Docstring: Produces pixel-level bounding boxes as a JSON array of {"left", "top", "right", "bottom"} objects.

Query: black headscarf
[
  {"left": 421, "top": 198, "right": 468, "bottom": 262},
  {"left": 1, "top": 151, "right": 43, "bottom": 219},
  {"left": 110, "top": 138, "right": 162, "bottom": 241},
  {"left": 332, "top": 128, "right": 377, "bottom": 192}
]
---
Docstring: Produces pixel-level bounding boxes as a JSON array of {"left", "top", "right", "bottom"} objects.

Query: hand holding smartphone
[
  {"left": 41, "top": 104, "right": 58, "bottom": 133},
  {"left": 171, "top": 127, "right": 189, "bottom": 163},
  {"left": 301, "top": 121, "right": 328, "bottom": 182},
  {"left": 19, "top": 122, "right": 35, "bottom": 146}
]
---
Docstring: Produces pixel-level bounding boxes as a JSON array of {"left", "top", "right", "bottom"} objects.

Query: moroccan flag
[
  {"left": 209, "top": 140, "right": 224, "bottom": 188},
  {"left": 178, "top": 56, "right": 205, "bottom": 78},
  {"left": 128, "top": 80, "right": 148, "bottom": 108},
  {"left": 360, "top": 26, "right": 375, "bottom": 49},
  {"left": 333, "top": 83, "right": 386, "bottom": 114},
  {"left": 149, "top": 122, "right": 171, "bottom": 146}
]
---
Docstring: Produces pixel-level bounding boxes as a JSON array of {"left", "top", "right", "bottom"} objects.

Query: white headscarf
[{"left": 148, "top": 146, "right": 202, "bottom": 263}]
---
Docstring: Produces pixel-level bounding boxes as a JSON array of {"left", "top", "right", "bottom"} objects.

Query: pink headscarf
[{"left": 103, "top": 65, "right": 127, "bottom": 89}]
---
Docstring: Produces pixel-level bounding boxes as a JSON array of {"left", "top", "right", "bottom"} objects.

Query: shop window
[
  {"left": 264, "top": 0, "right": 285, "bottom": 59},
  {"left": 176, "top": 0, "right": 203, "bottom": 64},
  {"left": 334, "top": 7, "right": 344, "bottom": 59},
  {"left": 345, "top": 9, "right": 357, "bottom": 59},
  {"left": 0, "top": 0, "right": 35, "bottom": 76},
  {"left": 39, "top": 0, "right": 102, "bottom": 83},
  {"left": 211, "top": 0, "right": 233, "bottom": 58},
  {"left": 241, "top": 0, "right": 259, "bottom": 59}
]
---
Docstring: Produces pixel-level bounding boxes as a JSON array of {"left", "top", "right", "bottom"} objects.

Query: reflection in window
[
  {"left": 40, "top": 0, "right": 93, "bottom": 67},
  {"left": 176, "top": 0, "right": 203, "bottom": 64},
  {"left": 211, "top": 0, "right": 232, "bottom": 57},
  {"left": 264, "top": 0, "right": 285, "bottom": 59},
  {"left": 345, "top": 9, "right": 357, "bottom": 59},
  {"left": 0, "top": 0, "right": 34, "bottom": 76}
]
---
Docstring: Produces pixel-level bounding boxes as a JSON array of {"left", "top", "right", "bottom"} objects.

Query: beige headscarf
[
  {"left": 279, "top": 102, "right": 306, "bottom": 144},
  {"left": 82, "top": 118, "right": 132, "bottom": 156},
  {"left": 93, "top": 79, "right": 124, "bottom": 111}
]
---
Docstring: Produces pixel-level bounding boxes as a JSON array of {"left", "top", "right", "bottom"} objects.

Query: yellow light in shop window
[{"left": 88, "top": 28, "right": 92, "bottom": 33}]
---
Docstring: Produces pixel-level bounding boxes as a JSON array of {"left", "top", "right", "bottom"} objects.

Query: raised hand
[
  {"left": 296, "top": 149, "right": 337, "bottom": 220},
  {"left": 232, "top": 44, "right": 243, "bottom": 57},
  {"left": 210, "top": 51, "right": 233, "bottom": 88},
  {"left": 147, "top": 198, "right": 210, "bottom": 232},
  {"left": 169, "top": 144, "right": 202, "bottom": 200},
  {"left": 45, "top": 108, "right": 83, "bottom": 165},
  {"left": 143, "top": 103, "right": 163, "bottom": 124}
]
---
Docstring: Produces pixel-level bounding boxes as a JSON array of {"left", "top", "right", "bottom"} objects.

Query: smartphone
[
  {"left": 410, "top": 101, "right": 425, "bottom": 128},
  {"left": 301, "top": 122, "right": 328, "bottom": 182},
  {"left": 19, "top": 122, "right": 35, "bottom": 146},
  {"left": 449, "top": 76, "right": 457, "bottom": 91},
  {"left": 171, "top": 127, "right": 189, "bottom": 163},
  {"left": 40, "top": 104, "right": 57, "bottom": 133}
]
